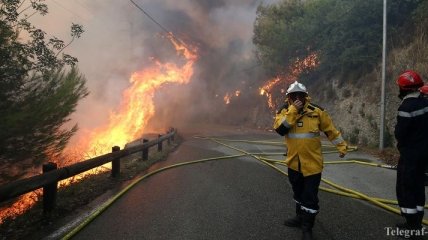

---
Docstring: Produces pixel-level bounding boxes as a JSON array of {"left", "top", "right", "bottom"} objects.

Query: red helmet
[
  {"left": 396, "top": 70, "right": 423, "bottom": 90},
  {"left": 420, "top": 85, "right": 428, "bottom": 95}
]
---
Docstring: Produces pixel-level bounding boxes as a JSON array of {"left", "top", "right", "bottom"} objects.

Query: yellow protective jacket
[{"left": 273, "top": 99, "right": 347, "bottom": 176}]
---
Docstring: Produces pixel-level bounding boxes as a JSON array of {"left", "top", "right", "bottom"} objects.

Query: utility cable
[
  {"left": 129, "top": 0, "right": 189, "bottom": 48},
  {"left": 49, "top": 0, "right": 89, "bottom": 21}
]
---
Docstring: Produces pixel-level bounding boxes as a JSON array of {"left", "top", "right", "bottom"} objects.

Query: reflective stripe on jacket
[
  {"left": 395, "top": 92, "right": 428, "bottom": 151},
  {"left": 273, "top": 100, "right": 347, "bottom": 176}
]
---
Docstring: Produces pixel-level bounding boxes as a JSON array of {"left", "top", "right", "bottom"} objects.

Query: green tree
[
  {"left": 253, "top": 0, "right": 304, "bottom": 77},
  {"left": 253, "top": 0, "right": 424, "bottom": 79},
  {"left": 0, "top": 0, "right": 88, "bottom": 181}
]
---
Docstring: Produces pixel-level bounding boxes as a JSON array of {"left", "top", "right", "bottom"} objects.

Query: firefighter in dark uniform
[
  {"left": 395, "top": 70, "right": 428, "bottom": 234},
  {"left": 273, "top": 81, "right": 347, "bottom": 240}
]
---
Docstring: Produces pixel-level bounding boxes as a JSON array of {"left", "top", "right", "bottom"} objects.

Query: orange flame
[
  {"left": 0, "top": 192, "right": 40, "bottom": 224},
  {"left": 0, "top": 35, "right": 198, "bottom": 224},
  {"left": 223, "top": 89, "right": 241, "bottom": 105},
  {"left": 259, "top": 77, "right": 280, "bottom": 109},
  {"left": 260, "top": 52, "right": 319, "bottom": 110},
  {"left": 291, "top": 52, "right": 319, "bottom": 76},
  {"left": 259, "top": 76, "right": 281, "bottom": 96},
  {"left": 77, "top": 35, "right": 197, "bottom": 157},
  {"left": 224, "top": 93, "right": 231, "bottom": 105}
]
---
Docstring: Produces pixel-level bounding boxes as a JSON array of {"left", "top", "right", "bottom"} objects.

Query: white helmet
[{"left": 286, "top": 81, "right": 308, "bottom": 95}]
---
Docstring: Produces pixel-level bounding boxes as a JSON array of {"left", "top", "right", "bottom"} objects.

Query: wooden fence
[{"left": 0, "top": 128, "right": 177, "bottom": 212}]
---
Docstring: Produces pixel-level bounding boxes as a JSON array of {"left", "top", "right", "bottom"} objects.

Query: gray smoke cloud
[{"left": 31, "top": 0, "right": 280, "bottom": 140}]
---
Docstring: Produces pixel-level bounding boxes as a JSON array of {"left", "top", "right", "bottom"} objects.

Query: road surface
[{"left": 53, "top": 125, "right": 422, "bottom": 240}]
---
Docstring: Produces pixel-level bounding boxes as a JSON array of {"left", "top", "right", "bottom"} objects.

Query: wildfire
[
  {"left": 73, "top": 35, "right": 197, "bottom": 157},
  {"left": 259, "top": 52, "right": 319, "bottom": 110},
  {"left": 0, "top": 192, "right": 40, "bottom": 224},
  {"left": 224, "top": 93, "right": 231, "bottom": 105},
  {"left": 259, "top": 76, "right": 281, "bottom": 109},
  {"left": 291, "top": 52, "right": 319, "bottom": 76},
  {"left": 0, "top": 34, "right": 198, "bottom": 224},
  {"left": 83, "top": 38, "right": 197, "bottom": 156},
  {"left": 223, "top": 90, "right": 241, "bottom": 105}
]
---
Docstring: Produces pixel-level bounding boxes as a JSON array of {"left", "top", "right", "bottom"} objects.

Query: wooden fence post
[
  {"left": 142, "top": 139, "right": 149, "bottom": 161},
  {"left": 158, "top": 134, "right": 163, "bottom": 152},
  {"left": 43, "top": 162, "right": 57, "bottom": 213},
  {"left": 111, "top": 146, "right": 120, "bottom": 178}
]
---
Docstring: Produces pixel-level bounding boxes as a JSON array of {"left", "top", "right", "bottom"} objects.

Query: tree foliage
[
  {"left": 253, "top": 0, "right": 304, "bottom": 76},
  {"left": 253, "top": 0, "right": 424, "bottom": 79},
  {"left": 0, "top": 0, "right": 88, "bottom": 180}
]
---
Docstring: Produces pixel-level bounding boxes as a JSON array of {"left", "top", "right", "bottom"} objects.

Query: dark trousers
[
  {"left": 396, "top": 150, "right": 426, "bottom": 211},
  {"left": 288, "top": 168, "right": 322, "bottom": 212}
]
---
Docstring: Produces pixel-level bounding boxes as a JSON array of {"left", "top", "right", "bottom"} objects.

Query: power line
[
  {"left": 49, "top": 0, "right": 89, "bottom": 22},
  {"left": 128, "top": 0, "right": 189, "bottom": 48},
  {"left": 75, "top": 0, "right": 92, "bottom": 13}
]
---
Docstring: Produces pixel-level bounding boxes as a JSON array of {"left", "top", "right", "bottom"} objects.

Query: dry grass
[{"left": 390, "top": 31, "right": 428, "bottom": 82}]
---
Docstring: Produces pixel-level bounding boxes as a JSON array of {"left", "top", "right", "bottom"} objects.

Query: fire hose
[{"left": 62, "top": 136, "right": 427, "bottom": 239}]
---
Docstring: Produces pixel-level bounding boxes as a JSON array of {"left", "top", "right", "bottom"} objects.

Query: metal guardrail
[{"left": 0, "top": 129, "right": 177, "bottom": 211}]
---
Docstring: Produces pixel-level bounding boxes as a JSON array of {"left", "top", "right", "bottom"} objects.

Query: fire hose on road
[{"left": 62, "top": 136, "right": 427, "bottom": 239}]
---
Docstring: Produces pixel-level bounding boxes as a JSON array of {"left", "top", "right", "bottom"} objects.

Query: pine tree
[{"left": 0, "top": 0, "right": 88, "bottom": 182}]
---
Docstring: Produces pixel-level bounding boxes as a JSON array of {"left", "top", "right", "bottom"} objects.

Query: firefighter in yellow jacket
[{"left": 274, "top": 81, "right": 347, "bottom": 240}]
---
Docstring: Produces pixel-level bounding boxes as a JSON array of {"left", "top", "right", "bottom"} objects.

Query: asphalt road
[{"left": 63, "top": 125, "right": 416, "bottom": 240}]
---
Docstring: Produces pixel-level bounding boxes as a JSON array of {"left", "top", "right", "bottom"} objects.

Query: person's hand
[
  {"left": 293, "top": 99, "right": 304, "bottom": 112},
  {"left": 339, "top": 152, "right": 346, "bottom": 158}
]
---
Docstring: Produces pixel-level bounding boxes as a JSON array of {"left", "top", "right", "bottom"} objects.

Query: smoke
[
  {"left": 30, "top": 0, "right": 280, "bottom": 142},
  {"left": 132, "top": 0, "right": 276, "bottom": 131}
]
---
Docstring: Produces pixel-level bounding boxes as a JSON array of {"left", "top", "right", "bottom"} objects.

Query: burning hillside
[{"left": 259, "top": 53, "right": 320, "bottom": 110}]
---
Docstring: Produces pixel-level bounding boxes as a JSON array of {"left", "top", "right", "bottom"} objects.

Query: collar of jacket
[
  {"left": 303, "top": 98, "right": 314, "bottom": 111},
  {"left": 403, "top": 92, "right": 421, "bottom": 101}
]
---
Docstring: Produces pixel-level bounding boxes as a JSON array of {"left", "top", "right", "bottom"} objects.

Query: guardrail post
[
  {"left": 158, "top": 134, "right": 163, "bottom": 152},
  {"left": 43, "top": 162, "right": 57, "bottom": 213},
  {"left": 142, "top": 139, "right": 149, "bottom": 161},
  {"left": 111, "top": 146, "right": 120, "bottom": 178}
]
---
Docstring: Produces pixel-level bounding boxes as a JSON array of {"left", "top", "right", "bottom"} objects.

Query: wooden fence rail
[{"left": 0, "top": 129, "right": 177, "bottom": 210}]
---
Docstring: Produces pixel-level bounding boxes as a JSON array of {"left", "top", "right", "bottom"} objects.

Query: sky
[{"left": 29, "top": 0, "right": 280, "bottom": 141}]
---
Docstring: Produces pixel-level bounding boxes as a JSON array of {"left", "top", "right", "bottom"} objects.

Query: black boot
[
  {"left": 396, "top": 213, "right": 422, "bottom": 229},
  {"left": 284, "top": 203, "right": 302, "bottom": 228},
  {"left": 396, "top": 213, "right": 424, "bottom": 239},
  {"left": 301, "top": 211, "right": 316, "bottom": 240}
]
